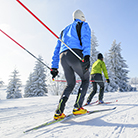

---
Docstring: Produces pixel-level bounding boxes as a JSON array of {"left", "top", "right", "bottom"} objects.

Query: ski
[
  {"left": 88, "top": 106, "right": 116, "bottom": 114},
  {"left": 83, "top": 100, "right": 98, "bottom": 106},
  {"left": 23, "top": 107, "right": 116, "bottom": 133},
  {"left": 83, "top": 100, "right": 118, "bottom": 106},
  {"left": 23, "top": 114, "right": 73, "bottom": 133},
  {"left": 63, "top": 107, "right": 116, "bottom": 122}
]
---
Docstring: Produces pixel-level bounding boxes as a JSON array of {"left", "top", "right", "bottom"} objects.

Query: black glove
[
  {"left": 106, "top": 79, "right": 110, "bottom": 83},
  {"left": 81, "top": 55, "right": 90, "bottom": 74},
  {"left": 84, "top": 55, "right": 90, "bottom": 62},
  {"left": 50, "top": 68, "right": 59, "bottom": 79}
]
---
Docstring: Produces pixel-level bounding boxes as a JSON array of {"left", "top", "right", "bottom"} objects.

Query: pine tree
[
  {"left": 24, "top": 56, "right": 48, "bottom": 97},
  {"left": 0, "top": 80, "right": 4, "bottom": 87},
  {"left": 108, "top": 40, "right": 129, "bottom": 92},
  {"left": 6, "top": 69, "right": 22, "bottom": 99},
  {"left": 129, "top": 77, "right": 138, "bottom": 91},
  {"left": 104, "top": 53, "right": 118, "bottom": 92},
  {"left": 90, "top": 30, "right": 99, "bottom": 69},
  {"left": 130, "top": 77, "right": 138, "bottom": 85},
  {"left": 24, "top": 73, "right": 33, "bottom": 97}
]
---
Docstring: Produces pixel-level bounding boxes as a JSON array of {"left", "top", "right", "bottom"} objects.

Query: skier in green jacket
[{"left": 86, "top": 53, "right": 110, "bottom": 104}]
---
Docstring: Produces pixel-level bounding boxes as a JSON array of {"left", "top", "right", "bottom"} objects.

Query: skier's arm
[
  {"left": 102, "top": 62, "right": 109, "bottom": 79},
  {"left": 51, "top": 34, "right": 62, "bottom": 69}
]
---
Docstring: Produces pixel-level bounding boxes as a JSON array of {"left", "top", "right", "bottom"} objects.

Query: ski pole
[
  {"left": 90, "top": 80, "right": 105, "bottom": 82},
  {"left": 0, "top": 29, "right": 51, "bottom": 70},
  {"left": 53, "top": 80, "right": 105, "bottom": 83},
  {"left": 16, "top": 0, "right": 84, "bottom": 62}
]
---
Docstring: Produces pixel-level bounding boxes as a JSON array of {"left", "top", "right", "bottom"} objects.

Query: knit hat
[
  {"left": 98, "top": 53, "right": 103, "bottom": 59},
  {"left": 73, "top": 10, "right": 86, "bottom": 21}
]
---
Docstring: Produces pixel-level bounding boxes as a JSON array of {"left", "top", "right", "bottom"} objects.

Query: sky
[{"left": 0, "top": 0, "right": 138, "bottom": 85}]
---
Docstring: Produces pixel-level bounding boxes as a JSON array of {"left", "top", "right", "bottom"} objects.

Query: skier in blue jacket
[{"left": 50, "top": 9, "right": 91, "bottom": 120}]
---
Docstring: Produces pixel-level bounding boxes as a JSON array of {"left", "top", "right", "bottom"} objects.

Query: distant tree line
[
  {"left": 130, "top": 77, "right": 138, "bottom": 85},
  {"left": 1, "top": 30, "right": 136, "bottom": 99}
]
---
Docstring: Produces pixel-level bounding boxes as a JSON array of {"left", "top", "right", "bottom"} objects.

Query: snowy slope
[{"left": 0, "top": 89, "right": 138, "bottom": 138}]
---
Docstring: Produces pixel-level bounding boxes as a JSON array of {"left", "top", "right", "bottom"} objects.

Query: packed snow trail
[
  {"left": 0, "top": 89, "right": 138, "bottom": 138},
  {"left": 23, "top": 107, "right": 116, "bottom": 133}
]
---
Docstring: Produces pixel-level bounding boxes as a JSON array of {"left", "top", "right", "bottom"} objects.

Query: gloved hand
[
  {"left": 50, "top": 68, "right": 59, "bottom": 79},
  {"left": 106, "top": 79, "right": 110, "bottom": 83},
  {"left": 84, "top": 55, "right": 90, "bottom": 62},
  {"left": 82, "top": 55, "right": 90, "bottom": 74}
]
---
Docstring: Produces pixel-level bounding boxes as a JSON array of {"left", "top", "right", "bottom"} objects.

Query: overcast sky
[{"left": 0, "top": 0, "right": 138, "bottom": 85}]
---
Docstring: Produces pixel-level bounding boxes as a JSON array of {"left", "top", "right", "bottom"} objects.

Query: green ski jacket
[{"left": 91, "top": 59, "right": 109, "bottom": 79}]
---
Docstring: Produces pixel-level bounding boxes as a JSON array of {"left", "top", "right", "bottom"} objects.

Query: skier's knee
[{"left": 68, "top": 83, "right": 75, "bottom": 90}]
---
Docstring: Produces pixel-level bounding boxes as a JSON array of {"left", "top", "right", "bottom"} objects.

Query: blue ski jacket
[{"left": 51, "top": 19, "right": 91, "bottom": 68}]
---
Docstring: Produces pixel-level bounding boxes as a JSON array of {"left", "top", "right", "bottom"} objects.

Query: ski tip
[
  {"left": 23, "top": 130, "right": 30, "bottom": 133},
  {"left": 113, "top": 107, "right": 116, "bottom": 110},
  {"left": 83, "top": 103, "right": 88, "bottom": 106}
]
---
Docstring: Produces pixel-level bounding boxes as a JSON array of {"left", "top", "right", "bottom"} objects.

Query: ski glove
[
  {"left": 50, "top": 68, "right": 59, "bottom": 79},
  {"left": 106, "top": 79, "right": 110, "bottom": 83},
  {"left": 81, "top": 55, "right": 90, "bottom": 74}
]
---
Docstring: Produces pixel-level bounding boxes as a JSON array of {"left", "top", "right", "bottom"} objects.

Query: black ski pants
[
  {"left": 87, "top": 73, "right": 104, "bottom": 103},
  {"left": 56, "top": 49, "right": 89, "bottom": 114}
]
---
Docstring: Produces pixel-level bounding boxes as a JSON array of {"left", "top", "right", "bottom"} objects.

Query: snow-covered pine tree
[
  {"left": 129, "top": 77, "right": 138, "bottom": 91},
  {"left": 0, "top": 80, "right": 4, "bottom": 87},
  {"left": 24, "top": 73, "right": 33, "bottom": 97},
  {"left": 130, "top": 77, "right": 138, "bottom": 86},
  {"left": 108, "top": 40, "right": 129, "bottom": 92},
  {"left": 6, "top": 69, "right": 22, "bottom": 99},
  {"left": 90, "top": 30, "right": 99, "bottom": 69},
  {"left": 104, "top": 53, "right": 118, "bottom": 92},
  {"left": 24, "top": 55, "right": 48, "bottom": 97}
]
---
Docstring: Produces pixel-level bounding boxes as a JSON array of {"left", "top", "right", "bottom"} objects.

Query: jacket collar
[{"left": 74, "top": 19, "right": 83, "bottom": 23}]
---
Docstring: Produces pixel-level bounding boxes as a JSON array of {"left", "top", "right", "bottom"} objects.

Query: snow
[{"left": 0, "top": 88, "right": 138, "bottom": 138}]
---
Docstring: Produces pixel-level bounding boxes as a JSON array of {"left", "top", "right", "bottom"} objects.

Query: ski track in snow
[{"left": 0, "top": 89, "right": 138, "bottom": 138}]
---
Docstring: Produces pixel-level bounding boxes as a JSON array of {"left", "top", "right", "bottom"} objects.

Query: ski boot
[
  {"left": 98, "top": 100, "right": 104, "bottom": 104},
  {"left": 73, "top": 107, "right": 88, "bottom": 115},
  {"left": 54, "top": 113, "right": 66, "bottom": 120}
]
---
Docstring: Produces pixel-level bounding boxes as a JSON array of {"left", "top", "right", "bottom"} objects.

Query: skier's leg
[
  {"left": 74, "top": 70, "right": 89, "bottom": 108},
  {"left": 86, "top": 74, "right": 97, "bottom": 103},
  {"left": 65, "top": 49, "right": 90, "bottom": 108},
  {"left": 87, "top": 82, "right": 97, "bottom": 103},
  {"left": 98, "top": 82, "right": 104, "bottom": 101},
  {"left": 59, "top": 49, "right": 89, "bottom": 108},
  {"left": 55, "top": 52, "right": 76, "bottom": 114},
  {"left": 96, "top": 74, "right": 104, "bottom": 101}
]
